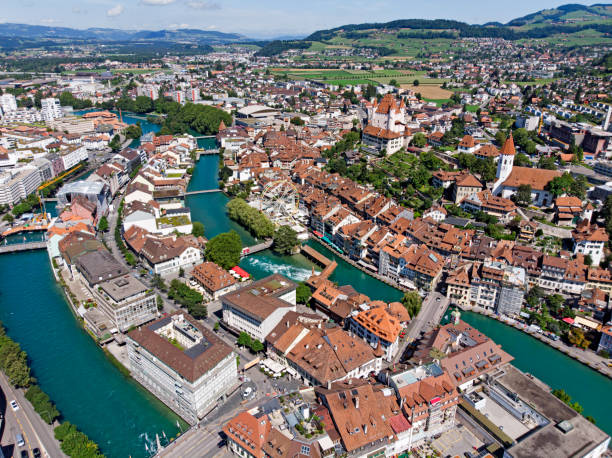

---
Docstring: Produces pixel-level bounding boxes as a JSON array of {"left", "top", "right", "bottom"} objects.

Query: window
[{"left": 300, "top": 445, "right": 310, "bottom": 455}]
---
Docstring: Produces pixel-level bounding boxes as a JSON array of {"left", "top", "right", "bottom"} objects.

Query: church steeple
[
  {"left": 493, "top": 133, "right": 515, "bottom": 195},
  {"left": 499, "top": 133, "right": 516, "bottom": 156}
]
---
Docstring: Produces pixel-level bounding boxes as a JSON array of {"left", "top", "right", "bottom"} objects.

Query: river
[
  {"left": 0, "top": 113, "right": 608, "bottom": 458},
  {"left": 459, "top": 310, "right": 612, "bottom": 440}
]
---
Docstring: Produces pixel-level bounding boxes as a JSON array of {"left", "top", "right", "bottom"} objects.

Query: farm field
[
  {"left": 270, "top": 68, "right": 448, "bottom": 87},
  {"left": 400, "top": 84, "right": 453, "bottom": 99}
]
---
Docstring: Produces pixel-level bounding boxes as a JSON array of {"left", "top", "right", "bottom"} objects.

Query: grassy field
[
  {"left": 465, "top": 104, "right": 480, "bottom": 112},
  {"left": 424, "top": 98, "right": 453, "bottom": 106}
]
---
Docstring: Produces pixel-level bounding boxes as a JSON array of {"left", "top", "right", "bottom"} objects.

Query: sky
[{"left": 0, "top": 0, "right": 599, "bottom": 38}]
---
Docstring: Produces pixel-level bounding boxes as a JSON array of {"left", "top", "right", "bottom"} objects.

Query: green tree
[
  {"left": 192, "top": 221, "right": 205, "bottom": 238},
  {"left": 514, "top": 153, "right": 531, "bottom": 167},
  {"left": 538, "top": 156, "right": 557, "bottom": 170},
  {"left": 584, "top": 254, "right": 593, "bottom": 266},
  {"left": 97, "top": 216, "right": 109, "bottom": 232},
  {"left": 290, "top": 116, "right": 305, "bottom": 126},
  {"left": 205, "top": 230, "right": 242, "bottom": 269},
  {"left": 296, "top": 283, "right": 312, "bottom": 304},
  {"left": 156, "top": 294, "right": 164, "bottom": 311},
  {"left": 273, "top": 226, "right": 298, "bottom": 255},
  {"left": 402, "top": 291, "right": 422, "bottom": 318},
  {"left": 237, "top": 332, "right": 252, "bottom": 348},
  {"left": 250, "top": 339, "right": 264, "bottom": 353},
  {"left": 109, "top": 134, "right": 121, "bottom": 152},
  {"left": 495, "top": 130, "right": 507, "bottom": 146},
  {"left": 413, "top": 79, "right": 420, "bottom": 86},
  {"left": 411, "top": 132, "right": 427, "bottom": 148},
  {"left": 214, "top": 321, "right": 220, "bottom": 332},
  {"left": 546, "top": 173, "right": 574, "bottom": 197},
  {"left": 515, "top": 184, "right": 532, "bottom": 206},
  {"left": 25, "top": 385, "right": 60, "bottom": 424},
  {"left": 526, "top": 286, "right": 545, "bottom": 307},
  {"left": 226, "top": 199, "right": 274, "bottom": 239}
]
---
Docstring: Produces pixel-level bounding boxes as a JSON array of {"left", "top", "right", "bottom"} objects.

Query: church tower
[{"left": 493, "top": 134, "right": 516, "bottom": 195}]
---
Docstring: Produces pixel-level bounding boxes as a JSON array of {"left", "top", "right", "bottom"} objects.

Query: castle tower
[{"left": 493, "top": 134, "right": 516, "bottom": 195}]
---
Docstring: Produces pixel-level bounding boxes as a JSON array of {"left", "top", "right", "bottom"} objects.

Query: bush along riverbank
[{"left": 0, "top": 322, "right": 104, "bottom": 457}]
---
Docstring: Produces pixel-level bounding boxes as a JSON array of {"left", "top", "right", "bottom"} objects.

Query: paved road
[
  {"left": 405, "top": 292, "right": 449, "bottom": 343},
  {"left": 0, "top": 372, "right": 65, "bottom": 458}
]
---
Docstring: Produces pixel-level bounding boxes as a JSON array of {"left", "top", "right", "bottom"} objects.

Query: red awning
[
  {"left": 430, "top": 397, "right": 441, "bottom": 405},
  {"left": 562, "top": 317, "right": 574, "bottom": 324},
  {"left": 231, "top": 266, "right": 250, "bottom": 278}
]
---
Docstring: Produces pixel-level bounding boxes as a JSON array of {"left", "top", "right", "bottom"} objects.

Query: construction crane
[
  {"left": 36, "top": 163, "right": 84, "bottom": 216},
  {"left": 537, "top": 112, "right": 544, "bottom": 136}
]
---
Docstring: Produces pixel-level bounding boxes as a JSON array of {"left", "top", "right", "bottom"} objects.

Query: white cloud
[
  {"left": 106, "top": 4, "right": 125, "bottom": 17},
  {"left": 168, "top": 23, "right": 190, "bottom": 29},
  {"left": 186, "top": 1, "right": 220, "bottom": 10},
  {"left": 141, "top": 0, "right": 176, "bottom": 5}
]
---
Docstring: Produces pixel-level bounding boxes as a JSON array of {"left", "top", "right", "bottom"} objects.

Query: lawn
[
  {"left": 424, "top": 98, "right": 453, "bottom": 106},
  {"left": 465, "top": 104, "right": 480, "bottom": 112}
]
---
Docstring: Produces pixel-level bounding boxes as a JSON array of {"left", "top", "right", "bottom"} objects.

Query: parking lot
[{"left": 431, "top": 423, "right": 484, "bottom": 457}]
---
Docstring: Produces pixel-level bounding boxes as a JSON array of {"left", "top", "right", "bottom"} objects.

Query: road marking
[{"left": 12, "top": 412, "right": 34, "bottom": 456}]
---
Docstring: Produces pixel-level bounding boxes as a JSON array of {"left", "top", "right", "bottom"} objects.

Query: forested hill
[{"left": 305, "top": 3, "right": 612, "bottom": 42}]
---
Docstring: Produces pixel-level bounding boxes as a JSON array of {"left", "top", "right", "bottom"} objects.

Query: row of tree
[
  {"left": 237, "top": 332, "right": 264, "bottom": 353},
  {"left": 168, "top": 279, "right": 207, "bottom": 319},
  {"left": 0, "top": 323, "right": 104, "bottom": 456},
  {"left": 226, "top": 198, "right": 275, "bottom": 239},
  {"left": 54, "top": 421, "right": 105, "bottom": 458}
]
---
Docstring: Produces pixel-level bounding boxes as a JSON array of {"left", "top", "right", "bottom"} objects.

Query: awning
[
  {"left": 562, "top": 317, "right": 575, "bottom": 324},
  {"left": 231, "top": 266, "right": 250, "bottom": 278}
]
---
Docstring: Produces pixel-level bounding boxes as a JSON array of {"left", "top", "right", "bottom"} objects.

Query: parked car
[
  {"left": 33, "top": 448, "right": 41, "bottom": 458},
  {"left": 16, "top": 433, "right": 25, "bottom": 447},
  {"left": 10, "top": 400, "right": 19, "bottom": 411}
]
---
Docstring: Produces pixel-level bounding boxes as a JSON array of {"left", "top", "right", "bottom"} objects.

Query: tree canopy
[
  {"left": 273, "top": 226, "right": 299, "bottom": 255},
  {"left": 205, "top": 230, "right": 242, "bottom": 269}
]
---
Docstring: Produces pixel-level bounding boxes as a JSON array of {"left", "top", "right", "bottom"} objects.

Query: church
[
  {"left": 362, "top": 94, "right": 409, "bottom": 154},
  {"left": 492, "top": 134, "right": 561, "bottom": 207}
]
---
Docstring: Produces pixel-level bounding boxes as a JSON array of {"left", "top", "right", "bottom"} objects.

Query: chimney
[
  {"left": 327, "top": 380, "right": 331, "bottom": 389},
  {"left": 354, "top": 396, "right": 359, "bottom": 409},
  {"left": 286, "top": 321, "right": 290, "bottom": 328},
  {"left": 363, "top": 424, "right": 367, "bottom": 435}
]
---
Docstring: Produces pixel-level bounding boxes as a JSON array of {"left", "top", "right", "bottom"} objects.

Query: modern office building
[{"left": 127, "top": 312, "right": 237, "bottom": 424}]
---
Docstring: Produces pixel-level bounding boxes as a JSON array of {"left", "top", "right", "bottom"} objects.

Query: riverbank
[
  {"left": 307, "top": 233, "right": 412, "bottom": 294},
  {"left": 456, "top": 305, "right": 612, "bottom": 380},
  {"left": 0, "top": 251, "right": 183, "bottom": 458}
]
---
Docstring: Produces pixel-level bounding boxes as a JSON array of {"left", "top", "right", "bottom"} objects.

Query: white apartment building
[
  {"left": 40, "top": 98, "right": 63, "bottom": 121},
  {"left": 0, "top": 167, "right": 42, "bottom": 205},
  {"left": 127, "top": 312, "right": 237, "bottom": 424},
  {"left": 60, "top": 146, "right": 89, "bottom": 170},
  {"left": 0, "top": 93, "right": 17, "bottom": 114},
  {"left": 221, "top": 274, "right": 297, "bottom": 342}
]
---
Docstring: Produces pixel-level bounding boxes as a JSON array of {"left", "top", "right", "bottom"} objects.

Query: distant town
[{"left": 0, "top": 3, "right": 611, "bottom": 458}]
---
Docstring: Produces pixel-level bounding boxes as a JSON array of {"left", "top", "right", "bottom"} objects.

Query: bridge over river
[{"left": 0, "top": 241, "right": 47, "bottom": 254}]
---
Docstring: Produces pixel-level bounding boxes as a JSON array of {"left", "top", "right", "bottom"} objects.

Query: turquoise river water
[{"left": 0, "top": 115, "right": 609, "bottom": 458}]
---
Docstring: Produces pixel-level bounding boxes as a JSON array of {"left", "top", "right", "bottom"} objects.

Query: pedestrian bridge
[
  {"left": 0, "top": 241, "right": 47, "bottom": 254},
  {"left": 183, "top": 189, "right": 223, "bottom": 196},
  {"left": 240, "top": 240, "right": 273, "bottom": 257}
]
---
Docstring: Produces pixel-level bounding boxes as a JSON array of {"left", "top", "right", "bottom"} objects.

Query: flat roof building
[{"left": 127, "top": 312, "right": 237, "bottom": 424}]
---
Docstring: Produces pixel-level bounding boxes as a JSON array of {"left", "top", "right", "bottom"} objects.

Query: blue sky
[{"left": 0, "top": 0, "right": 598, "bottom": 38}]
